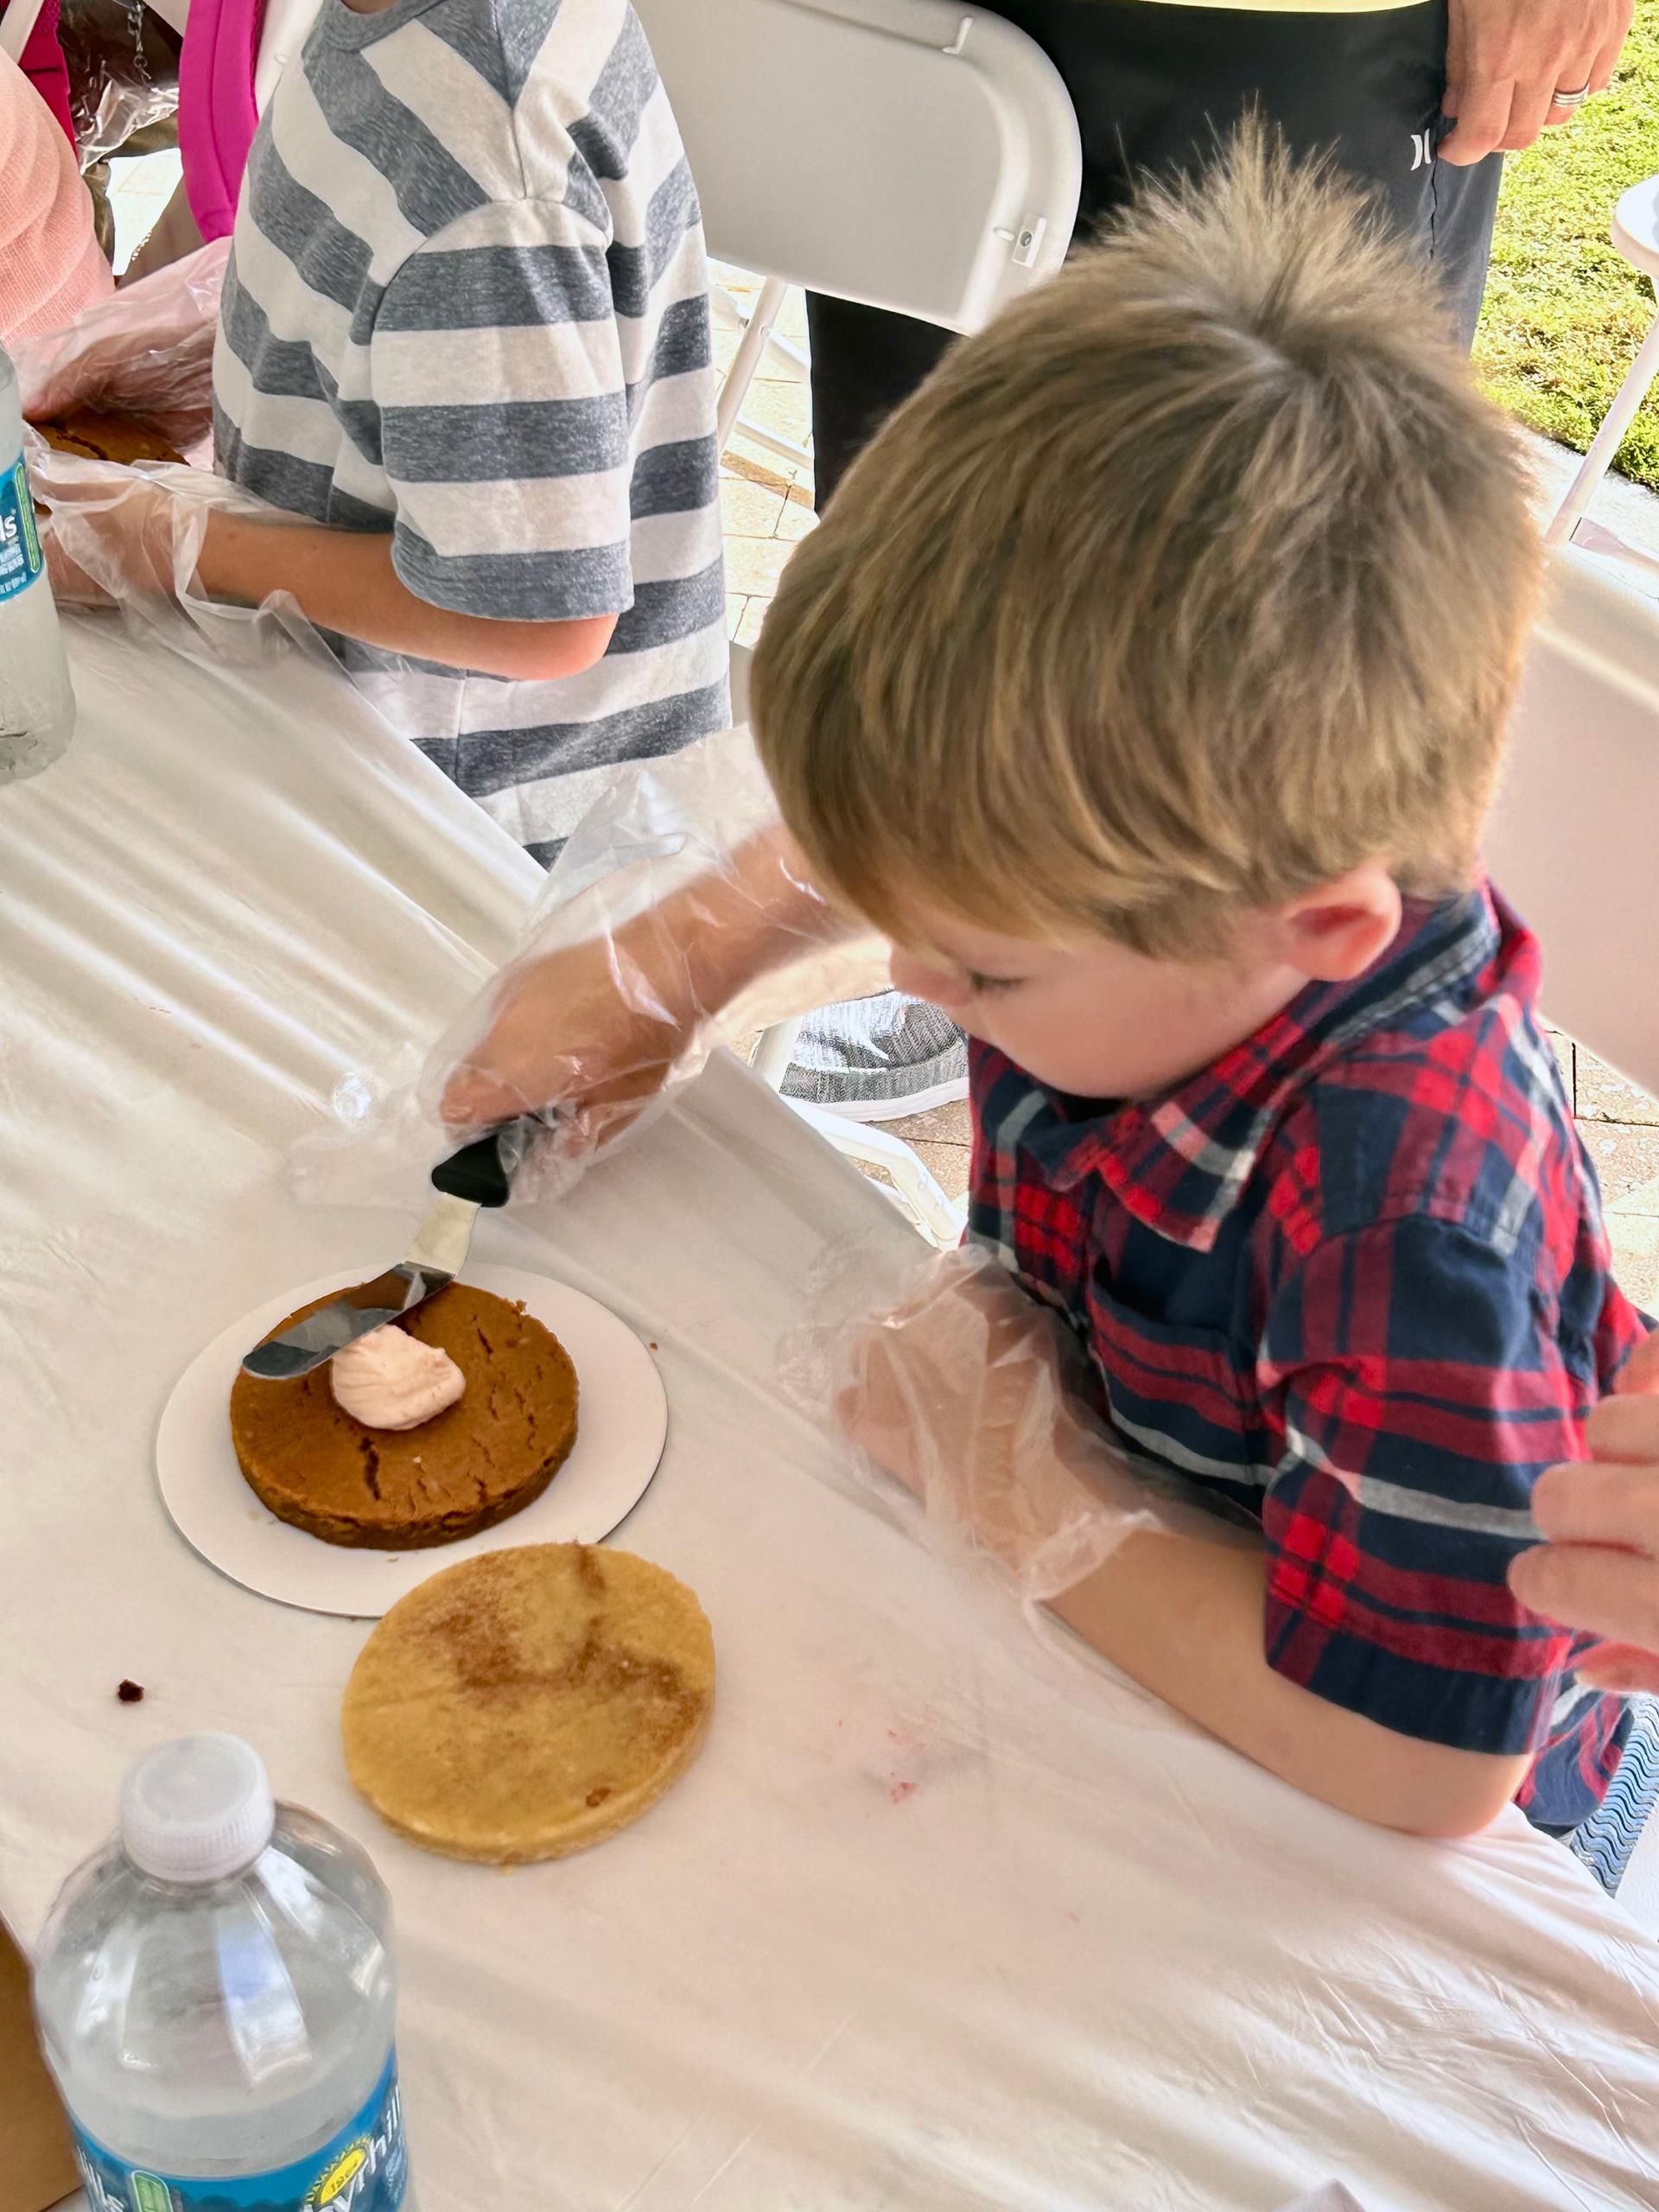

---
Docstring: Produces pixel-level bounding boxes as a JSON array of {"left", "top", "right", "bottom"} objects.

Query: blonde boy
[{"left": 449, "top": 135, "right": 1643, "bottom": 1841}]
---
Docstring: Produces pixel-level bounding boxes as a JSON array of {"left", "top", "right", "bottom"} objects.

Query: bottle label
[
  {"left": 70, "top": 2054, "right": 409, "bottom": 2212},
  {"left": 0, "top": 456, "right": 45, "bottom": 605}
]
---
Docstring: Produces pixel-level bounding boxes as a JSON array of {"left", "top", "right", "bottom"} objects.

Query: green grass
[{"left": 1475, "top": 3, "right": 1659, "bottom": 488}]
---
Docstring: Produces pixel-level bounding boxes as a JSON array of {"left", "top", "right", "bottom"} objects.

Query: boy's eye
[{"left": 964, "top": 969, "right": 1021, "bottom": 996}]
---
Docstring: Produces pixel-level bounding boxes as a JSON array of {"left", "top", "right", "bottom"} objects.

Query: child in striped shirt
[{"left": 55, "top": 0, "right": 728, "bottom": 864}]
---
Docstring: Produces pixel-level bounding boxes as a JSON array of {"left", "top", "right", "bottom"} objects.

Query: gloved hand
[
  {"left": 428, "top": 727, "right": 886, "bottom": 1167},
  {"left": 29, "top": 437, "right": 207, "bottom": 626},
  {"left": 295, "top": 726, "right": 888, "bottom": 1212},
  {"left": 786, "top": 1241, "right": 1222, "bottom": 1607},
  {"left": 27, "top": 428, "right": 309, "bottom": 662},
  {"left": 13, "top": 238, "right": 227, "bottom": 456},
  {"left": 1510, "top": 1327, "right": 1659, "bottom": 1692}
]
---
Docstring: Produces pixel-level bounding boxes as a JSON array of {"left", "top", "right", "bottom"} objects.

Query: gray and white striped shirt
[{"left": 214, "top": 0, "right": 728, "bottom": 863}]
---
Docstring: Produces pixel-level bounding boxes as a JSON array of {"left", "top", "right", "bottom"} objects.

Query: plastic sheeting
[{"left": 2, "top": 619, "right": 1658, "bottom": 2211}]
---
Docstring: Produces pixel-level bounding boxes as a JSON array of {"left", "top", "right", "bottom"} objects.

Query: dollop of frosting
[{"left": 330, "top": 1325, "right": 465, "bottom": 1431}]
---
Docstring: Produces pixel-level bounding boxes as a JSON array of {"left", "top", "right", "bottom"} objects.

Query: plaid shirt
[{"left": 968, "top": 887, "right": 1644, "bottom": 1832}]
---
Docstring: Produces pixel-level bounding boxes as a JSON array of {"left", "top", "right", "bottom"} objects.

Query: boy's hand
[
  {"left": 814, "top": 1249, "right": 1155, "bottom": 1590},
  {"left": 31, "top": 449, "right": 202, "bottom": 617},
  {"left": 1440, "top": 0, "right": 1634, "bottom": 164},
  {"left": 440, "top": 935, "right": 696, "bottom": 1151},
  {"left": 1509, "top": 1330, "right": 1659, "bottom": 1692},
  {"left": 441, "top": 814, "right": 860, "bottom": 1154}
]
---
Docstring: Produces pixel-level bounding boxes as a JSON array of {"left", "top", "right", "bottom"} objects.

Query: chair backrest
[
  {"left": 632, "top": 0, "right": 1080, "bottom": 331},
  {"left": 1487, "top": 548, "right": 1659, "bottom": 1098},
  {"left": 243, "top": 0, "right": 1078, "bottom": 330},
  {"left": 238, "top": 0, "right": 1079, "bottom": 334},
  {"left": 255, "top": 0, "right": 313, "bottom": 111}
]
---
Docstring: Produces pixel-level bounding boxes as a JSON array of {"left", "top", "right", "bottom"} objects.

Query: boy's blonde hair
[{"left": 750, "top": 127, "right": 1542, "bottom": 958}]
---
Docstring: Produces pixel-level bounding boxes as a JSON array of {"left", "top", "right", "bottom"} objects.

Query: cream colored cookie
[{"left": 341, "top": 1544, "right": 714, "bottom": 1863}]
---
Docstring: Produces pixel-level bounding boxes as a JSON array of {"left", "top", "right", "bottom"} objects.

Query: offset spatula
[{"left": 239, "top": 1119, "right": 538, "bottom": 1382}]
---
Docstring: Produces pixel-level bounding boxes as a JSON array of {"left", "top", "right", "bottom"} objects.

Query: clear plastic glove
[
  {"left": 782, "top": 1239, "right": 1250, "bottom": 1617},
  {"left": 13, "top": 238, "right": 227, "bottom": 458},
  {"left": 26, "top": 428, "right": 312, "bottom": 663},
  {"left": 1510, "top": 1327, "right": 1659, "bottom": 1693},
  {"left": 298, "top": 725, "right": 888, "bottom": 1208}
]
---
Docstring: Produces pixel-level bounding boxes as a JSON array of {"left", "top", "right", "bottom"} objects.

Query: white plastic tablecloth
[{"left": 3, "top": 620, "right": 1659, "bottom": 2212}]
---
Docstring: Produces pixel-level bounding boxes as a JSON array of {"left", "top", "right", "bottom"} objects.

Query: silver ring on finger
[{"left": 1550, "top": 82, "right": 1592, "bottom": 110}]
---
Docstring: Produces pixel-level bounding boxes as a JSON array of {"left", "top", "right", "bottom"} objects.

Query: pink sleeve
[
  {"left": 6, "top": 0, "right": 75, "bottom": 146},
  {"left": 0, "top": 48, "right": 112, "bottom": 349}
]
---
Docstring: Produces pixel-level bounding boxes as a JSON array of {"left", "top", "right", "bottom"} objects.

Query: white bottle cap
[{"left": 121, "top": 1735, "right": 276, "bottom": 1885}]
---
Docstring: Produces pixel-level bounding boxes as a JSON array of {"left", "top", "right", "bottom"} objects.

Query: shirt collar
[{"left": 1018, "top": 887, "right": 1510, "bottom": 1253}]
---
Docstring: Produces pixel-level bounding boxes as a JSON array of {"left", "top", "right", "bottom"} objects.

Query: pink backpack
[{"left": 177, "top": 0, "right": 265, "bottom": 241}]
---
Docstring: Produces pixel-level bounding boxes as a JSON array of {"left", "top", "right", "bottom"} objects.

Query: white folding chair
[
  {"left": 635, "top": 0, "right": 1081, "bottom": 1240},
  {"left": 1546, "top": 175, "right": 1659, "bottom": 553},
  {"left": 254, "top": 0, "right": 316, "bottom": 110},
  {"left": 1488, "top": 545, "right": 1659, "bottom": 1101}
]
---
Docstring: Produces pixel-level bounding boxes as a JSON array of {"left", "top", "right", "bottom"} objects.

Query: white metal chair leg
[
  {"left": 711, "top": 287, "right": 808, "bottom": 379},
  {"left": 785, "top": 1098, "right": 963, "bottom": 1248},
  {"left": 714, "top": 276, "right": 815, "bottom": 473},
  {"left": 1546, "top": 303, "right": 1659, "bottom": 547},
  {"left": 750, "top": 1015, "right": 804, "bottom": 1090},
  {"left": 716, "top": 272, "right": 791, "bottom": 451},
  {"left": 728, "top": 416, "right": 816, "bottom": 474}
]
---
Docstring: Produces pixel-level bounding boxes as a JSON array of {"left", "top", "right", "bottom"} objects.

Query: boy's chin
[{"left": 994, "top": 1039, "right": 1206, "bottom": 1104}]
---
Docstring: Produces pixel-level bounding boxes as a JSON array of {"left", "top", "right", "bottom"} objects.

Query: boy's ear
[{"left": 1274, "top": 862, "right": 1402, "bottom": 983}]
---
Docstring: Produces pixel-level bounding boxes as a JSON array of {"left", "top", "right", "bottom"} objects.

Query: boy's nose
[{"left": 889, "top": 948, "right": 962, "bottom": 1007}]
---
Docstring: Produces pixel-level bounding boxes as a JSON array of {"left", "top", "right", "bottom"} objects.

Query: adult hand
[
  {"left": 1440, "top": 0, "right": 1635, "bottom": 166},
  {"left": 1508, "top": 1330, "right": 1659, "bottom": 1692}
]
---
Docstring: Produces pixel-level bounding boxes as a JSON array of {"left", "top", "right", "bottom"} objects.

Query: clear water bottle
[
  {"left": 0, "top": 343, "right": 76, "bottom": 784},
  {"left": 33, "top": 1735, "right": 412, "bottom": 2212}
]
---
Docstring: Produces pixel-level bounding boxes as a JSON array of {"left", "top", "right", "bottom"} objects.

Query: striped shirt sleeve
[
  {"left": 369, "top": 197, "right": 634, "bottom": 625},
  {"left": 1257, "top": 1215, "right": 1593, "bottom": 1758}
]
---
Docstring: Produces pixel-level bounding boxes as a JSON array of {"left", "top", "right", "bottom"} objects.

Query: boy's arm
[
  {"left": 441, "top": 817, "right": 854, "bottom": 1133},
  {"left": 838, "top": 1224, "right": 1587, "bottom": 1839},
  {"left": 84, "top": 203, "right": 664, "bottom": 677},
  {"left": 1051, "top": 1538, "right": 1530, "bottom": 1837},
  {"left": 36, "top": 472, "right": 619, "bottom": 682},
  {"left": 195, "top": 510, "right": 617, "bottom": 682}
]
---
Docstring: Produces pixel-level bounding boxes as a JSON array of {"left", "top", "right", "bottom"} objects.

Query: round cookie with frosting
[{"left": 231, "top": 1284, "right": 577, "bottom": 1548}]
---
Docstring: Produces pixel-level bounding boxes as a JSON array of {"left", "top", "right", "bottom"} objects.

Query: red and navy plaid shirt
[{"left": 967, "top": 887, "right": 1645, "bottom": 1833}]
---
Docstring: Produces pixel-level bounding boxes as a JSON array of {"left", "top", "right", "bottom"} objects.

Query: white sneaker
[{"left": 782, "top": 993, "right": 969, "bottom": 1123}]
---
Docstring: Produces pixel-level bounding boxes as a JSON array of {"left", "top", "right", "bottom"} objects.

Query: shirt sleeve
[
  {"left": 368, "top": 199, "right": 633, "bottom": 625},
  {"left": 1257, "top": 1214, "right": 1594, "bottom": 1757}
]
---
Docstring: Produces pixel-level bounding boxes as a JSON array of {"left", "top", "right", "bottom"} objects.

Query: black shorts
[{"left": 806, "top": 0, "right": 1501, "bottom": 503}]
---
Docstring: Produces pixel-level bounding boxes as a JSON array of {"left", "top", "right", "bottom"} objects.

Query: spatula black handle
[{"left": 429, "top": 1116, "right": 540, "bottom": 1208}]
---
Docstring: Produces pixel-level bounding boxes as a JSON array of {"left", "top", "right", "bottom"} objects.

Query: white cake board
[{"left": 156, "top": 1265, "right": 668, "bottom": 1618}]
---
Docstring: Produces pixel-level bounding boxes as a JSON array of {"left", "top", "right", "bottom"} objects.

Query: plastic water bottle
[
  {"left": 0, "top": 343, "right": 76, "bottom": 784},
  {"left": 33, "top": 1735, "right": 412, "bottom": 2212}
]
